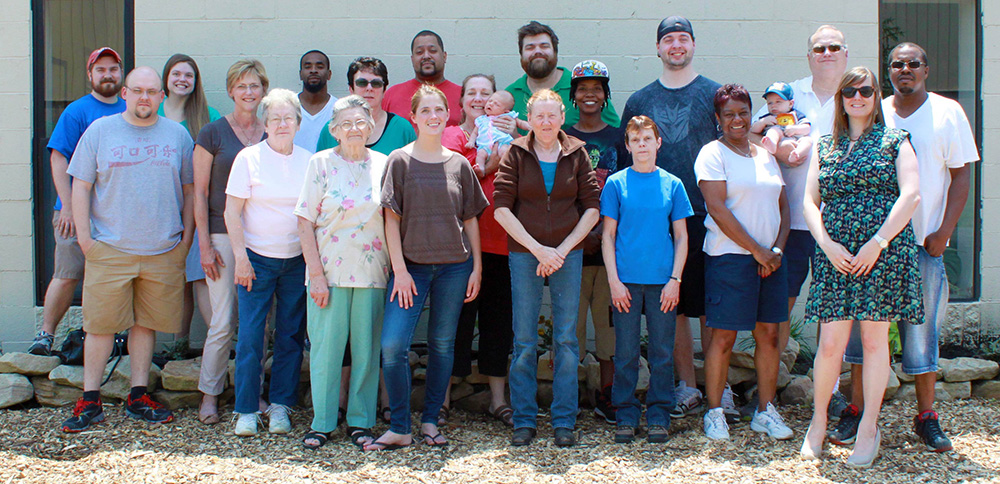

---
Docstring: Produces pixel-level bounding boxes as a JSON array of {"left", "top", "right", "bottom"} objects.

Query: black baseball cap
[{"left": 657, "top": 16, "right": 694, "bottom": 42}]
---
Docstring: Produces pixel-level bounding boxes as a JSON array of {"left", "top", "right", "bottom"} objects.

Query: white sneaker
[
  {"left": 751, "top": 402, "right": 794, "bottom": 440},
  {"left": 703, "top": 407, "right": 730, "bottom": 440},
  {"left": 266, "top": 403, "right": 292, "bottom": 434},
  {"left": 671, "top": 382, "right": 704, "bottom": 418},
  {"left": 233, "top": 412, "right": 261, "bottom": 436},
  {"left": 721, "top": 383, "right": 740, "bottom": 423}
]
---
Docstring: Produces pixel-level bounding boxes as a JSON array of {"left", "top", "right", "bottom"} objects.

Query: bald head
[
  {"left": 889, "top": 42, "right": 928, "bottom": 65},
  {"left": 121, "top": 66, "right": 164, "bottom": 125},
  {"left": 124, "top": 66, "right": 162, "bottom": 90},
  {"left": 808, "top": 25, "right": 845, "bottom": 49}
]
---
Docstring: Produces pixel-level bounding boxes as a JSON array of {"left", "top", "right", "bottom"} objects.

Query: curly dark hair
[{"left": 713, "top": 83, "right": 752, "bottom": 116}]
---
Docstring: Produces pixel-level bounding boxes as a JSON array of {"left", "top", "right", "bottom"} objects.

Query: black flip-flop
[
  {"left": 347, "top": 427, "right": 375, "bottom": 449},
  {"left": 421, "top": 432, "right": 449, "bottom": 447},
  {"left": 302, "top": 430, "right": 331, "bottom": 450},
  {"left": 364, "top": 439, "right": 412, "bottom": 451},
  {"left": 379, "top": 406, "right": 391, "bottom": 424}
]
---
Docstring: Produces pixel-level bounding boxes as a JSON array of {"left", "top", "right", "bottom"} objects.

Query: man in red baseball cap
[{"left": 28, "top": 47, "right": 126, "bottom": 357}]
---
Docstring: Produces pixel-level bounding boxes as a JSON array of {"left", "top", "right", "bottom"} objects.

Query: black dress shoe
[
  {"left": 511, "top": 427, "right": 536, "bottom": 446},
  {"left": 554, "top": 427, "right": 576, "bottom": 447}
]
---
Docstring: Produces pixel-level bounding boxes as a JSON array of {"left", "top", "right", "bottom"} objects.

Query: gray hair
[
  {"left": 329, "top": 94, "right": 374, "bottom": 135},
  {"left": 260, "top": 88, "right": 302, "bottom": 124}
]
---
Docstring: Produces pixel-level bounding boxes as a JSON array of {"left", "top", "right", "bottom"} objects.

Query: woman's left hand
[
  {"left": 660, "top": 280, "right": 680, "bottom": 312},
  {"left": 309, "top": 274, "right": 330, "bottom": 308},
  {"left": 850, "top": 240, "right": 882, "bottom": 276},
  {"left": 493, "top": 115, "right": 516, "bottom": 135},
  {"left": 465, "top": 268, "right": 482, "bottom": 303}
]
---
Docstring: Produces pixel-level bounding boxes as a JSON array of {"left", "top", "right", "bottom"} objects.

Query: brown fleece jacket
[{"left": 492, "top": 130, "right": 601, "bottom": 253}]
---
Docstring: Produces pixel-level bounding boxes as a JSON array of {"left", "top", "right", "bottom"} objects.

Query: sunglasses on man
[
  {"left": 811, "top": 43, "right": 845, "bottom": 54},
  {"left": 889, "top": 60, "right": 926, "bottom": 70}
]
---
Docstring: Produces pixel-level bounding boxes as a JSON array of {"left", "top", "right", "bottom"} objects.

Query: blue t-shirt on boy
[{"left": 47, "top": 94, "right": 126, "bottom": 210}]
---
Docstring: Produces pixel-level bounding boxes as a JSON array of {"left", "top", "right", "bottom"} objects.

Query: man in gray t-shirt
[{"left": 61, "top": 67, "right": 194, "bottom": 433}]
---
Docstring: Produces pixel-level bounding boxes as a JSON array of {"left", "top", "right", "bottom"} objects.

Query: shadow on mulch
[{"left": 1, "top": 399, "right": 998, "bottom": 483}]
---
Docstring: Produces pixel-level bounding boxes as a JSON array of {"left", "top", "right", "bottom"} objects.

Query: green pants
[{"left": 307, "top": 286, "right": 385, "bottom": 432}]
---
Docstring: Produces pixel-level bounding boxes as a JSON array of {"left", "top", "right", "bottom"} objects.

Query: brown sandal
[{"left": 489, "top": 404, "right": 514, "bottom": 427}]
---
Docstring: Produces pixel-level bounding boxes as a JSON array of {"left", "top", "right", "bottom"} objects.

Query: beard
[
  {"left": 92, "top": 77, "right": 122, "bottom": 97},
  {"left": 523, "top": 55, "right": 557, "bottom": 79},
  {"left": 303, "top": 78, "right": 326, "bottom": 94},
  {"left": 133, "top": 106, "right": 153, "bottom": 119},
  {"left": 897, "top": 85, "right": 915, "bottom": 95}
]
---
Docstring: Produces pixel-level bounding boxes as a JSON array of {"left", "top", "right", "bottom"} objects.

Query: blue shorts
[
  {"left": 184, "top": 229, "right": 206, "bottom": 282},
  {"left": 784, "top": 229, "right": 815, "bottom": 299},
  {"left": 844, "top": 247, "right": 944, "bottom": 374},
  {"left": 705, "top": 254, "right": 789, "bottom": 331}
]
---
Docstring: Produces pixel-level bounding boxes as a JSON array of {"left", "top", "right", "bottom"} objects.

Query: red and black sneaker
[
  {"left": 125, "top": 393, "right": 174, "bottom": 424},
  {"left": 62, "top": 398, "right": 105, "bottom": 433},
  {"left": 914, "top": 410, "right": 953, "bottom": 452},
  {"left": 827, "top": 404, "right": 861, "bottom": 445}
]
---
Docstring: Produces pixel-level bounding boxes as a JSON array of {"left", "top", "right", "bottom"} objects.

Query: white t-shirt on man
[
  {"left": 226, "top": 141, "right": 311, "bottom": 258},
  {"left": 882, "top": 93, "right": 979, "bottom": 245},
  {"left": 293, "top": 95, "right": 337, "bottom": 154},
  {"left": 695, "top": 140, "right": 785, "bottom": 256}
]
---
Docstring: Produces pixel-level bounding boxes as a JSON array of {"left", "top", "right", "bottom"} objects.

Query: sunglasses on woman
[
  {"left": 841, "top": 86, "right": 875, "bottom": 99},
  {"left": 354, "top": 78, "right": 385, "bottom": 89},
  {"left": 811, "top": 43, "right": 844, "bottom": 54},
  {"left": 889, "top": 60, "right": 926, "bottom": 70}
]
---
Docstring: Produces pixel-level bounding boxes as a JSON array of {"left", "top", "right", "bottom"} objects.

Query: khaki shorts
[
  {"left": 52, "top": 210, "right": 85, "bottom": 280},
  {"left": 82, "top": 241, "right": 187, "bottom": 335}
]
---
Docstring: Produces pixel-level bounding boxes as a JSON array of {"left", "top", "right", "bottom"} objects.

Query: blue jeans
[
  {"left": 234, "top": 250, "right": 307, "bottom": 414},
  {"left": 844, "top": 247, "right": 944, "bottom": 374},
  {"left": 381, "top": 257, "right": 473, "bottom": 434},
  {"left": 509, "top": 250, "right": 583, "bottom": 430},
  {"left": 612, "top": 283, "right": 677, "bottom": 428}
]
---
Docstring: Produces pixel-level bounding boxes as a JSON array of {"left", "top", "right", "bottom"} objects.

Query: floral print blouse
[{"left": 294, "top": 148, "right": 390, "bottom": 288}]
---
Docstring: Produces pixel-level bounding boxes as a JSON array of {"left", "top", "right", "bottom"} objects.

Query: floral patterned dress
[
  {"left": 805, "top": 124, "right": 924, "bottom": 324},
  {"left": 293, "top": 148, "right": 390, "bottom": 288}
]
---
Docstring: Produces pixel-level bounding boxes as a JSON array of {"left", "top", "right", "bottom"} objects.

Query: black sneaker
[
  {"left": 914, "top": 410, "right": 953, "bottom": 452},
  {"left": 28, "top": 331, "right": 54, "bottom": 356},
  {"left": 828, "top": 404, "right": 861, "bottom": 446},
  {"left": 62, "top": 398, "right": 105, "bottom": 433},
  {"left": 829, "top": 391, "right": 850, "bottom": 419},
  {"left": 594, "top": 385, "right": 616, "bottom": 424},
  {"left": 125, "top": 393, "right": 174, "bottom": 424}
]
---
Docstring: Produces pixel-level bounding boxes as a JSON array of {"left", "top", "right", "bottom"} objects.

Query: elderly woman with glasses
[
  {"left": 296, "top": 95, "right": 390, "bottom": 450},
  {"left": 225, "top": 88, "right": 312, "bottom": 438}
]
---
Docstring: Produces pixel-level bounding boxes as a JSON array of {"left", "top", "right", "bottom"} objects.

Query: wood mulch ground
[{"left": 1, "top": 399, "right": 997, "bottom": 483}]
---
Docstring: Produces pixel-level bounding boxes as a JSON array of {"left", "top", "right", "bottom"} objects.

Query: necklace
[
  {"left": 722, "top": 138, "right": 752, "bottom": 158},
  {"left": 230, "top": 115, "right": 259, "bottom": 147}
]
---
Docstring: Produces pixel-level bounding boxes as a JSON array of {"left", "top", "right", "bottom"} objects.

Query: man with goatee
[{"left": 294, "top": 50, "right": 336, "bottom": 153}]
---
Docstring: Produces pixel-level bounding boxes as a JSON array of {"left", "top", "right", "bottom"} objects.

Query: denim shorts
[
  {"left": 844, "top": 247, "right": 945, "bottom": 374},
  {"left": 784, "top": 229, "right": 815, "bottom": 299},
  {"left": 704, "top": 254, "right": 789, "bottom": 331}
]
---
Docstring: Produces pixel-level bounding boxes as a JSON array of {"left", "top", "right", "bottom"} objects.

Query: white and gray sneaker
[
  {"left": 265, "top": 403, "right": 292, "bottom": 434},
  {"left": 750, "top": 402, "right": 794, "bottom": 440},
  {"left": 721, "top": 383, "right": 740, "bottom": 423},
  {"left": 233, "top": 412, "right": 261, "bottom": 436},
  {"left": 671, "top": 381, "right": 704, "bottom": 419},
  {"left": 703, "top": 407, "right": 730, "bottom": 441}
]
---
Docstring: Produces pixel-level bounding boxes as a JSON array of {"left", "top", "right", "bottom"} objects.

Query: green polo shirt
[{"left": 505, "top": 66, "right": 620, "bottom": 131}]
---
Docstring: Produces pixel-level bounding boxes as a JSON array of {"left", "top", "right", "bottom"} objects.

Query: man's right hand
[
  {"left": 57, "top": 208, "right": 76, "bottom": 239},
  {"left": 78, "top": 236, "right": 95, "bottom": 255}
]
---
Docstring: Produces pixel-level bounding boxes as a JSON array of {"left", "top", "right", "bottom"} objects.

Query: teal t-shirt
[
  {"left": 316, "top": 112, "right": 416, "bottom": 155},
  {"left": 540, "top": 160, "right": 558, "bottom": 194},
  {"left": 156, "top": 104, "right": 221, "bottom": 138}
]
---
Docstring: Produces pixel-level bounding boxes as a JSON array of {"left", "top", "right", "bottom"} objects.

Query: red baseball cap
[{"left": 87, "top": 47, "right": 122, "bottom": 70}]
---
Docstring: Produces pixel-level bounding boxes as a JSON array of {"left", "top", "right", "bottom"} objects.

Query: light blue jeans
[{"left": 508, "top": 250, "right": 583, "bottom": 430}]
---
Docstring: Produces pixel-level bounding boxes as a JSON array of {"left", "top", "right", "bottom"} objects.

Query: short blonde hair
[
  {"left": 225, "top": 59, "right": 269, "bottom": 96},
  {"left": 260, "top": 88, "right": 301, "bottom": 124},
  {"left": 526, "top": 88, "right": 565, "bottom": 115}
]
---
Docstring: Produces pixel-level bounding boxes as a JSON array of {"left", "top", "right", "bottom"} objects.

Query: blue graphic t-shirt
[
  {"left": 620, "top": 75, "right": 721, "bottom": 215},
  {"left": 47, "top": 94, "right": 127, "bottom": 210}
]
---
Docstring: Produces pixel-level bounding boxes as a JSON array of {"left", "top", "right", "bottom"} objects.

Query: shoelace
[
  {"left": 131, "top": 394, "right": 164, "bottom": 410},
  {"left": 919, "top": 412, "right": 948, "bottom": 440},
  {"left": 73, "top": 399, "right": 99, "bottom": 415}
]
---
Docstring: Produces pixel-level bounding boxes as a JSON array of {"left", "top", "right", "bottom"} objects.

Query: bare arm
[
  {"left": 463, "top": 217, "right": 482, "bottom": 302},
  {"left": 802, "top": 143, "right": 854, "bottom": 275},
  {"left": 602, "top": 216, "right": 631, "bottom": 313},
  {"left": 50, "top": 150, "right": 76, "bottom": 238},
  {"left": 924, "top": 164, "right": 971, "bottom": 257},
  {"left": 223, "top": 195, "right": 255, "bottom": 291},
  {"left": 699, "top": 180, "right": 781, "bottom": 273},
  {"left": 71, "top": 179, "right": 94, "bottom": 254},
  {"left": 297, "top": 216, "right": 329, "bottom": 308},
  {"left": 662, "top": 218, "right": 688, "bottom": 311},
  {"left": 384, "top": 209, "right": 417, "bottom": 309},
  {"left": 181, "top": 183, "right": 194, "bottom": 249},
  {"left": 194, "top": 145, "right": 224, "bottom": 280}
]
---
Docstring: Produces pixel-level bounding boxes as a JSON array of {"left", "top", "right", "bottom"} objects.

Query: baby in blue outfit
[{"left": 466, "top": 90, "right": 518, "bottom": 174}]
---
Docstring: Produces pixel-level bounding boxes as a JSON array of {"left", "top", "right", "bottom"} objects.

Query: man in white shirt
[
  {"left": 839, "top": 42, "right": 978, "bottom": 453},
  {"left": 294, "top": 50, "right": 336, "bottom": 153}
]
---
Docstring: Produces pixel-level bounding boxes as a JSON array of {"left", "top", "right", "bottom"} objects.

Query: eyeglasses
[
  {"left": 125, "top": 87, "right": 161, "bottom": 98},
  {"left": 889, "top": 60, "right": 926, "bottom": 70},
  {"left": 353, "top": 78, "right": 385, "bottom": 89},
  {"left": 266, "top": 115, "right": 297, "bottom": 126},
  {"left": 841, "top": 86, "right": 875, "bottom": 99},
  {"left": 811, "top": 43, "right": 845, "bottom": 54},
  {"left": 233, "top": 83, "right": 262, "bottom": 93},
  {"left": 337, "top": 119, "right": 370, "bottom": 131}
]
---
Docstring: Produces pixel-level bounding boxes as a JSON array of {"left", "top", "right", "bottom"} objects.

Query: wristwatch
[
  {"left": 771, "top": 246, "right": 783, "bottom": 256},
  {"left": 873, "top": 234, "right": 889, "bottom": 249}
]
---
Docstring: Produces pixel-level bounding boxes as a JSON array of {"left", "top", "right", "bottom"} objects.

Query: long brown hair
[
  {"left": 161, "top": 54, "right": 211, "bottom": 140},
  {"left": 831, "top": 66, "right": 884, "bottom": 141}
]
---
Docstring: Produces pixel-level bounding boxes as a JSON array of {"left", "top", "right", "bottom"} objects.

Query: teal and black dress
[{"left": 804, "top": 124, "right": 924, "bottom": 324}]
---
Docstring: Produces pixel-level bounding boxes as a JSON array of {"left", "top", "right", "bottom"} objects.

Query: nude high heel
[
  {"left": 800, "top": 422, "right": 825, "bottom": 460},
  {"left": 846, "top": 425, "right": 881, "bottom": 468}
]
